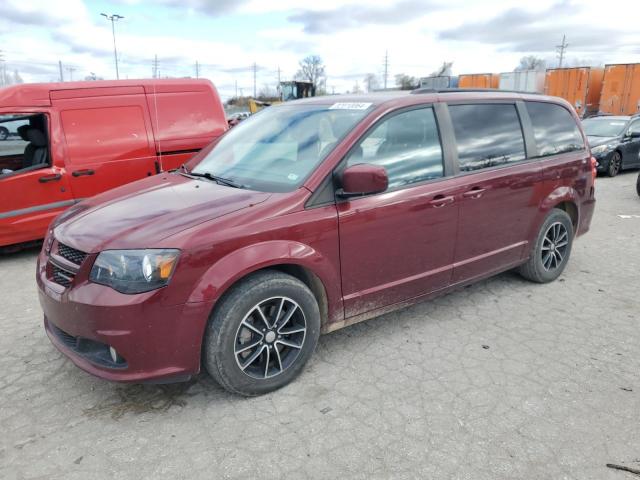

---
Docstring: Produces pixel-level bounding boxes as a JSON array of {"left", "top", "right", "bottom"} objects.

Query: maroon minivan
[{"left": 37, "top": 90, "right": 596, "bottom": 395}]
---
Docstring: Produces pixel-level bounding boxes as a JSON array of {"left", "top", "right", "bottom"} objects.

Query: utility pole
[
  {"left": 383, "top": 50, "right": 389, "bottom": 89},
  {"left": 152, "top": 54, "right": 158, "bottom": 79},
  {"left": 58, "top": 60, "right": 64, "bottom": 82},
  {"left": 195, "top": 60, "right": 199, "bottom": 78},
  {"left": 252, "top": 62, "right": 257, "bottom": 98},
  {"left": 66, "top": 66, "right": 76, "bottom": 81},
  {"left": 0, "top": 50, "right": 5, "bottom": 86},
  {"left": 235, "top": 79, "right": 238, "bottom": 99},
  {"left": 276, "top": 65, "right": 281, "bottom": 98},
  {"left": 101, "top": 13, "right": 124, "bottom": 80},
  {"left": 556, "top": 35, "right": 569, "bottom": 68}
]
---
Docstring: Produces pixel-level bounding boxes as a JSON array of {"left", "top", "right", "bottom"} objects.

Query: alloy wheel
[
  {"left": 541, "top": 221, "right": 569, "bottom": 271},
  {"left": 234, "top": 296, "right": 306, "bottom": 380},
  {"left": 609, "top": 153, "right": 621, "bottom": 176}
]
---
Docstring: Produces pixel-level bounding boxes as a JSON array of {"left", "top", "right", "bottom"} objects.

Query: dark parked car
[
  {"left": 582, "top": 115, "right": 640, "bottom": 176},
  {"left": 37, "top": 90, "right": 596, "bottom": 396}
]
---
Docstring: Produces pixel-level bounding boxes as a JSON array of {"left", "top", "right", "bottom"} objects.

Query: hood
[
  {"left": 587, "top": 135, "right": 619, "bottom": 147},
  {"left": 54, "top": 173, "right": 270, "bottom": 252}
]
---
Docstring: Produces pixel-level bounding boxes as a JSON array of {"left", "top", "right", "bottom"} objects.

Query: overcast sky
[{"left": 1, "top": 0, "right": 639, "bottom": 99}]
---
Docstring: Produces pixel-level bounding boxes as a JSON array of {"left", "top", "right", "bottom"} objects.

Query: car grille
[
  {"left": 57, "top": 243, "right": 88, "bottom": 265},
  {"left": 51, "top": 263, "right": 74, "bottom": 288}
]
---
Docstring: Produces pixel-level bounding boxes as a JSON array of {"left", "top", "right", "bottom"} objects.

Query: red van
[
  {"left": 37, "top": 90, "right": 596, "bottom": 395},
  {"left": 0, "top": 79, "right": 227, "bottom": 248}
]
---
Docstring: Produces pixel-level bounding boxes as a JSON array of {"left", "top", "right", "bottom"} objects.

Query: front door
[
  {"left": 0, "top": 111, "right": 75, "bottom": 247},
  {"left": 337, "top": 106, "right": 460, "bottom": 318},
  {"left": 447, "top": 102, "right": 541, "bottom": 283},
  {"left": 621, "top": 119, "right": 640, "bottom": 168}
]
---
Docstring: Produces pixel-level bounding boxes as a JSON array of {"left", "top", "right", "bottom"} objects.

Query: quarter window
[
  {"left": 526, "top": 101, "right": 584, "bottom": 156},
  {"left": 345, "top": 107, "right": 444, "bottom": 189},
  {"left": 449, "top": 103, "right": 526, "bottom": 172}
]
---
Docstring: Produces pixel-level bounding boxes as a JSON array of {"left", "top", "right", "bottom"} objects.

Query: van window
[
  {"left": 61, "top": 106, "right": 151, "bottom": 166},
  {"left": 526, "top": 101, "right": 584, "bottom": 156},
  {"left": 0, "top": 113, "right": 49, "bottom": 177},
  {"left": 345, "top": 107, "right": 444, "bottom": 189},
  {"left": 449, "top": 104, "right": 525, "bottom": 172}
]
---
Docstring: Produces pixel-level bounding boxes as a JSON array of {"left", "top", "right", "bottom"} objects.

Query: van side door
[
  {"left": 51, "top": 87, "right": 157, "bottom": 200},
  {"left": 445, "top": 101, "right": 542, "bottom": 283}
]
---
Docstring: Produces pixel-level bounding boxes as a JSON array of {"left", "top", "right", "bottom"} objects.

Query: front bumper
[
  {"left": 594, "top": 150, "right": 615, "bottom": 172},
  {"left": 37, "top": 248, "right": 214, "bottom": 383}
]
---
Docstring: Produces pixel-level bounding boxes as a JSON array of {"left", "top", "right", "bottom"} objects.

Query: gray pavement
[{"left": 1, "top": 173, "right": 640, "bottom": 480}]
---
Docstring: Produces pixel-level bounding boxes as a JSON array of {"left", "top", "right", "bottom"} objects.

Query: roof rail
[{"left": 410, "top": 87, "right": 542, "bottom": 95}]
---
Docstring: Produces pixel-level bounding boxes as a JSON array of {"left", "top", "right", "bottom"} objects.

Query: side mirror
[
  {"left": 337, "top": 163, "right": 388, "bottom": 197},
  {"left": 627, "top": 130, "right": 640, "bottom": 138}
]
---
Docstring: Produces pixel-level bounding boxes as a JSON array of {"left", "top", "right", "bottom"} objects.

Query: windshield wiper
[{"left": 187, "top": 171, "right": 244, "bottom": 189}]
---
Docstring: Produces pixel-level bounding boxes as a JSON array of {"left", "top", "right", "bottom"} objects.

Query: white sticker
[
  {"left": 610, "top": 122, "right": 625, "bottom": 126},
  {"left": 287, "top": 173, "right": 299, "bottom": 181},
  {"left": 329, "top": 102, "right": 372, "bottom": 110}
]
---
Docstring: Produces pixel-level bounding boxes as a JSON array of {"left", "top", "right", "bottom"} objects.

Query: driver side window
[
  {"left": 0, "top": 113, "right": 49, "bottom": 177},
  {"left": 628, "top": 121, "right": 640, "bottom": 135},
  {"left": 345, "top": 107, "right": 444, "bottom": 190}
]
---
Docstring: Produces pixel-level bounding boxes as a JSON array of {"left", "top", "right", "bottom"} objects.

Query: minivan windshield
[
  {"left": 191, "top": 104, "right": 372, "bottom": 192},
  {"left": 582, "top": 117, "right": 628, "bottom": 137}
]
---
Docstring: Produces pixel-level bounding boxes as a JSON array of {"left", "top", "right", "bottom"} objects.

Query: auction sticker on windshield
[{"left": 329, "top": 102, "right": 372, "bottom": 110}]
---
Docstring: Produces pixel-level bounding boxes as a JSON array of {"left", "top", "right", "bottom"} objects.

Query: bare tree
[
  {"left": 515, "top": 56, "right": 546, "bottom": 71},
  {"left": 395, "top": 73, "right": 417, "bottom": 90},
  {"left": 295, "top": 55, "right": 326, "bottom": 89},
  {"left": 363, "top": 73, "right": 379, "bottom": 92}
]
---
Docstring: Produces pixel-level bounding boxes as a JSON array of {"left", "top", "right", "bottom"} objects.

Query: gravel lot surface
[{"left": 1, "top": 172, "right": 639, "bottom": 479}]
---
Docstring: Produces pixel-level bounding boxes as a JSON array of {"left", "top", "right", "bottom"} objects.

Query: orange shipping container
[
  {"left": 544, "top": 67, "right": 603, "bottom": 117},
  {"left": 458, "top": 73, "right": 500, "bottom": 89},
  {"left": 599, "top": 63, "right": 640, "bottom": 115}
]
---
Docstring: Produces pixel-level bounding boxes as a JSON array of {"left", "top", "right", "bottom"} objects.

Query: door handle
[
  {"left": 462, "top": 187, "right": 486, "bottom": 199},
  {"left": 72, "top": 169, "right": 95, "bottom": 177},
  {"left": 429, "top": 195, "right": 455, "bottom": 208},
  {"left": 38, "top": 173, "right": 62, "bottom": 183}
]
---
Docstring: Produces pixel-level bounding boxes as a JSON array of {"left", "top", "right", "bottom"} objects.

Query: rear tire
[
  {"left": 519, "top": 209, "right": 574, "bottom": 283},
  {"left": 607, "top": 151, "right": 622, "bottom": 177},
  {"left": 203, "top": 270, "right": 320, "bottom": 396}
]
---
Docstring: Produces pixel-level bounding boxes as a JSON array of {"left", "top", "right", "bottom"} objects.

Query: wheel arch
[{"left": 187, "top": 240, "right": 340, "bottom": 328}]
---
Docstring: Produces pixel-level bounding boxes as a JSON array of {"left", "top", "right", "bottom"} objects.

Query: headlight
[
  {"left": 89, "top": 249, "right": 180, "bottom": 294},
  {"left": 591, "top": 144, "right": 614, "bottom": 155}
]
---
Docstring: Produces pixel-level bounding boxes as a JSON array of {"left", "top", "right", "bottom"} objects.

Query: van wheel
[
  {"left": 607, "top": 152, "right": 622, "bottom": 177},
  {"left": 203, "top": 270, "right": 320, "bottom": 396},
  {"left": 0, "top": 127, "right": 8, "bottom": 141},
  {"left": 519, "top": 209, "right": 574, "bottom": 283},
  {"left": 636, "top": 173, "right": 640, "bottom": 197}
]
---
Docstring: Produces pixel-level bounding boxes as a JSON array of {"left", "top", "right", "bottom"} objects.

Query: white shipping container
[{"left": 499, "top": 70, "right": 545, "bottom": 93}]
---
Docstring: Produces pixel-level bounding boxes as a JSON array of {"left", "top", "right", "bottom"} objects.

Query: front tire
[
  {"left": 519, "top": 209, "right": 574, "bottom": 283},
  {"left": 636, "top": 173, "right": 640, "bottom": 197},
  {"left": 203, "top": 270, "right": 321, "bottom": 396},
  {"left": 607, "top": 151, "right": 622, "bottom": 177},
  {"left": 0, "top": 127, "right": 8, "bottom": 141}
]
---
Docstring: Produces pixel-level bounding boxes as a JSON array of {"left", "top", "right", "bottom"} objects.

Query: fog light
[{"left": 109, "top": 346, "right": 118, "bottom": 363}]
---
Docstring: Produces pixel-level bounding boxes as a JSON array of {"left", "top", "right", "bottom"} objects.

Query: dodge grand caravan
[
  {"left": 37, "top": 90, "right": 596, "bottom": 396},
  {"left": 0, "top": 79, "right": 227, "bottom": 249}
]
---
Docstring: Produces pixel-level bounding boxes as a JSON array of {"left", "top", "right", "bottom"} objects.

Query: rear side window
[
  {"left": 345, "top": 107, "right": 444, "bottom": 189},
  {"left": 526, "top": 101, "right": 584, "bottom": 156},
  {"left": 449, "top": 104, "right": 525, "bottom": 171}
]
